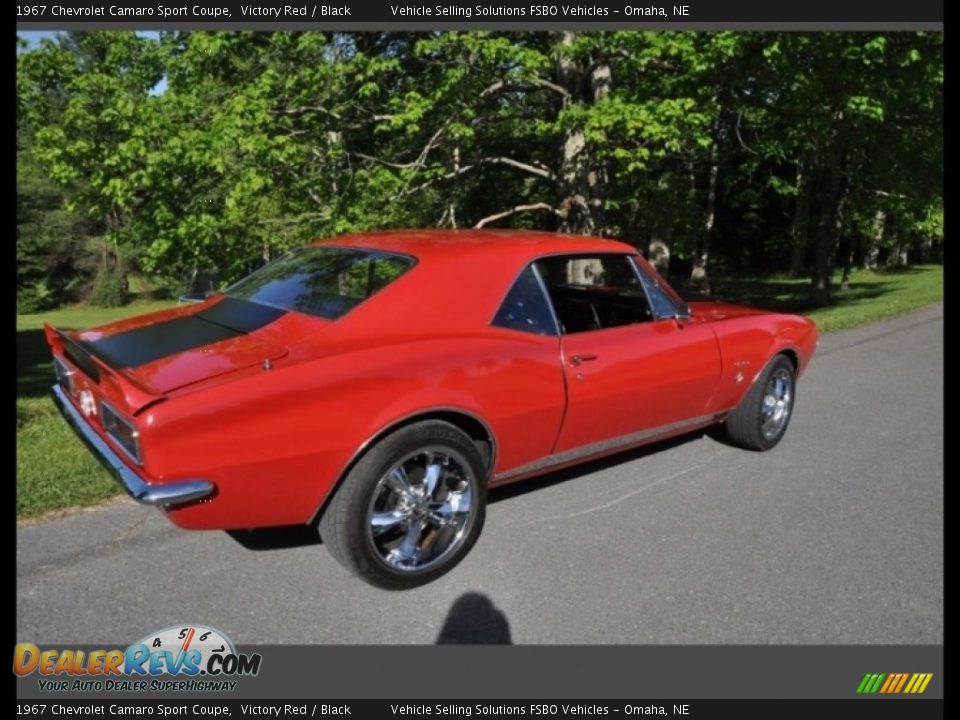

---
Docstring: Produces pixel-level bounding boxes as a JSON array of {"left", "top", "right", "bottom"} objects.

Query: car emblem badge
[{"left": 79, "top": 390, "right": 97, "bottom": 417}]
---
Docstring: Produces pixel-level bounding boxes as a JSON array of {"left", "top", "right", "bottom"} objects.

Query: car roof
[
  {"left": 309, "top": 228, "right": 637, "bottom": 261},
  {"left": 304, "top": 229, "right": 642, "bottom": 337}
]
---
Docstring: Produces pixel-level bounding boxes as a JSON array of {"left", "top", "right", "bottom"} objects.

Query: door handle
[{"left": 570, "top": 354, "right": 598, "bottom": 367}]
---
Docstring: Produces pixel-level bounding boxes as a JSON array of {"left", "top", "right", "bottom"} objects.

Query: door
[{"left": 534, "top": 254, "right": 722, "bottom": 453}]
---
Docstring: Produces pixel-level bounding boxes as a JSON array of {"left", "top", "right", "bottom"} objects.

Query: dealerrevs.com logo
[{"left": 13, "top": 625, "right": 261, "bottom": 692}]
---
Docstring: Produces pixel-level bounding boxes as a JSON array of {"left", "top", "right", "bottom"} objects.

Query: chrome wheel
[
  {"left": 760, "top": 367, "right": 793, "bottom": 440},
  {"left": 366, "top": 448, "right": 476, "bottom": 572}
]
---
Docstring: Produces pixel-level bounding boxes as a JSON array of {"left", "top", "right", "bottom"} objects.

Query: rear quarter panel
[{"left": 148, "top": 331, "right": 565, "bottom": 529}]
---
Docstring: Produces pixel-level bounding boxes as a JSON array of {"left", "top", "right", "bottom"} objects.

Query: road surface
[{"left": 17, "top": 304, "right": 943, "bottom": 645}]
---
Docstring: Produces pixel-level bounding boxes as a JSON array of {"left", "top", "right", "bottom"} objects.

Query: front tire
[
  {"left": 319, "top": 420, "right": 488, "bottom": 590},
  {"left": 724, "top": 354, "right": 796, "bottom": 451}
]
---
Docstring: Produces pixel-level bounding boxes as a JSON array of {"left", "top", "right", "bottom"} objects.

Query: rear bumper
[{"left": 51, "top": 384, "right": 215, "bottom": 507}]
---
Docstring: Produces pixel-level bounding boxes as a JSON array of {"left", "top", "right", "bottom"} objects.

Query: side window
[
  {"left": 632, "top": 260, "right": 680, "bottom": 319},
  {"left": 534, "top": 255, "right": 653, "bottom": 334},
  {"left": 492, "top": 265, "right": 558, "bottom": 336}
]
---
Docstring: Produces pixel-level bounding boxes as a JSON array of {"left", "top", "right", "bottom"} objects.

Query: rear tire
[
  {"left": 319, "top": 420, "right": 487, "bottom": 590},
  {"left": 724, "top": 355, "right": 796, "bottom": 451}
]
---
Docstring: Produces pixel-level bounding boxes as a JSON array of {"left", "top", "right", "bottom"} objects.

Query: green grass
[
  {"left": 708, "top": 265, "right": 943, "bottom": 333},
  {"left": 17, "top": 300, "right": 175, "bottom": 518},
  {"left": 15, "top": 265, "right": 942, "bottom": 519}
]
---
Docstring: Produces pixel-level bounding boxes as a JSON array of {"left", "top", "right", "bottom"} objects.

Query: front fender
[{"left": 707, "top": 314, "right": 818, "bottom": 413}]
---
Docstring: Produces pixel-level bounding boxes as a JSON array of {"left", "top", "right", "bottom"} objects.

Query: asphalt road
[{"left": 17, "top": 304, "right": 943, "bottom": 645}]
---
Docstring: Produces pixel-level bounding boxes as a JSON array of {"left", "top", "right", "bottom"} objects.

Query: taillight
[
  {"left": 101, "top": 401, "right": 142, "bottom": 465},
  {"left": 53, "top": 356, "right": 76, "bottom": 396}
]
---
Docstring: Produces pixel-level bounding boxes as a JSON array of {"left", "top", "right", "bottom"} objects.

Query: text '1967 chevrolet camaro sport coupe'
[{"left": 47, "top": 230, "right": 818, "bottom": 589}]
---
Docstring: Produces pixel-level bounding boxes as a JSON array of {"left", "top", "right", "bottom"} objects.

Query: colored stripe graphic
[
  {"left": 879, "top": 674, "right": 896, "bottom": 693},
  {"left": 857, "top": 672, "right": 933, "bottom": 694},
  {"left": 857, "top": 673, "right": 885, "bottom": 694},
  {"left": 893, "top": 674, "right": 910, "bottom": 693},
  {"left": 906, "top": 673, "right": 934, "bottom": 694},
  {"left": 84, "top": 297, "right": 285, "bottom": 369}
]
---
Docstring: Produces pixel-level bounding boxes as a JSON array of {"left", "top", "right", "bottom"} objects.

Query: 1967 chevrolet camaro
[{"left": 47, "top": 230, "right": 818, "bottom": 589}]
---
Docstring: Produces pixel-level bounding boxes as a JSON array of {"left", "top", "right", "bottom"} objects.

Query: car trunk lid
[
  {"left": 124, "top": 333, "right": 289, "bottom": 395},
  {"left": 51, "top": 296, "right": 295, "bottom": 404}
]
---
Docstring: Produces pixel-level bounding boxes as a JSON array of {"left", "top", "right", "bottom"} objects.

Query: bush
[
  {"left": 17, "top": 281, "right": 56, "bottom": 314},
  {"left": 87, "top": 270, "right": 131, "bottom": 307}
]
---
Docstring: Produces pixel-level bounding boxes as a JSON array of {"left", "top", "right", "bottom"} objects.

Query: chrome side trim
[
  {"left": 51, "top": 385, "right": 215, "bottom": 507},
  {"left": 494, "top": 412, "right": 720, "bottom": 483}
]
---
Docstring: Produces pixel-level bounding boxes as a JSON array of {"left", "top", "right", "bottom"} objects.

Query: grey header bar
[
  {"left": 15, "top": 21, "right": 948, "bottom": 31},
  {"left": 15, "top": 645, "right": 944, "bottom": 700},
  {"left": 12, "top": 0, "right": 946, "bottom": 27}
]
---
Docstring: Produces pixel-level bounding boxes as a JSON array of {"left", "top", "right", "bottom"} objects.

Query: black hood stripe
[{"left": 83, "top": 297, "right": 286, "bottom": 370}]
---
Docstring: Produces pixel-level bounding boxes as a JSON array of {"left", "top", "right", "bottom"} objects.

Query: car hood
[
  {"left": 688, "top": 300, "right": 766, "bottom": 321},
  {"left": 73, "top": 296, "right": 298, "bottom": 395}
]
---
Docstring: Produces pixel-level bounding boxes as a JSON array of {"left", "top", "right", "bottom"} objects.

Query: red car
[{"left": 47, "top": 230, "right": 818, "bottom": 589}]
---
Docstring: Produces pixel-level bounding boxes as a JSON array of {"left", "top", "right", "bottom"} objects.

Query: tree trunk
[
  {"left": 863, "top": 209, "right": 885, "bottom": 269},
  {"left": 788, "top": 160, "right": 811, "bottom": 277},
  {"left": 689, "top": 135, "right": 719, "bottom": 295},
  {"left": 647, "top": 203, "right": 672, "bottom": 273},
  {"left": 647, "top": 175, "right": 673, "bottom": 274},
  {"left": 647, "top": 239, "right": 671, "bottom": 274},
  {"left": 885, "top": 242, "right": 908, "bottom": 267},
  {"left": 809, "top": 163, "right": 847, "bottom": 307},
  {"left": 840, "top": 235, "right": 857, "bottom": 290},
  {"left": 443, "top": 145, "right": 460, "bottom": 228},
  {"left": 554, "top": 32, "right": 610, "bottom": 236}
]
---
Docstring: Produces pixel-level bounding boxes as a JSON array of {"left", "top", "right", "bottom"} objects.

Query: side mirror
[{"left": 675, "top": 302, "right": 693, "bottom": 320}]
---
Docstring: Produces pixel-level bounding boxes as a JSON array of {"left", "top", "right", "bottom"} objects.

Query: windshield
[{"left": 226, "top": 246, "right": 415, "bottom": 320}]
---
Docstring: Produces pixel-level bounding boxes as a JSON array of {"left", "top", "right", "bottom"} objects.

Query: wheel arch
[
  {"left": 308, "top": 407, "right": 497, "bottom": 526},
  {"left": 746, "top": 346, "right": 800, "bottom": 389},
  {"left": 777, "top": 347, "right": 800, "bottom": 371}
]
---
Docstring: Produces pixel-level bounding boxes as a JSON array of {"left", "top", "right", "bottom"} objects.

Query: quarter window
[
  {"left": 534, "top": 255, "right": 654, "bottom": 334},
  {"left": 492, "top": 265, "right": 558, "bottom": 336}
]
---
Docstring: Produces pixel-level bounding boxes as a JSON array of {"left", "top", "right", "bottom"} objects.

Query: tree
[{"left": 18, "top": 30, "right": 942, "bottom": 301}]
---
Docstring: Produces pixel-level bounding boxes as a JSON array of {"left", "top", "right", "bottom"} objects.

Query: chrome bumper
[{"left": 51, "top": 384, "right": 215, "bottom": 507}]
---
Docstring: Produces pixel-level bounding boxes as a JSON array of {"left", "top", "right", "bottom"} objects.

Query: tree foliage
[{"left": 17, "top": 31, "right": 942, "bottom": 308}]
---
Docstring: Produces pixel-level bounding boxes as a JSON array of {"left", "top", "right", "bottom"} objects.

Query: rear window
[{"left": 225, "top": 246, "right": 415, "bottom": 320}]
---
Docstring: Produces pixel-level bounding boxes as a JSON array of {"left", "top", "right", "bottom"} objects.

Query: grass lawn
[
  {"left": 17, "top": 301, "right": 175, "bottom": 518},
  {"left": 16, "top": 265, "right": 942, "bottom": 519},
  {"left": 708, "top": 264, "right": 943, "bottom": 333}
]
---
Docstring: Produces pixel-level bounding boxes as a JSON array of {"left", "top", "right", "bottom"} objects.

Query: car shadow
[
  {"left": 225, "top": 524, "right": 323, "bottom": 550},
  {"left": 224, "top": 428, "right": 713, "bottom": 552},
  {"left": 18, "top": 328, "right": 56, "bottom": 400},
  {"left": 487, "top": 428, "right": 709, "bottom": 505},
  {"left": 436, "top": 592, "right": 512, "bottom": 644}
]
